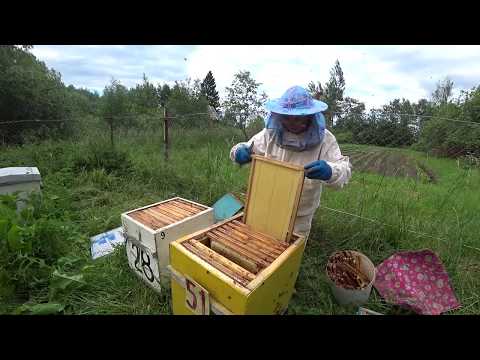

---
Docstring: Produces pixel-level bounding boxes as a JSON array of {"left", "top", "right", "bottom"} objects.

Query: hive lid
[
  {"left": 0, "top": 167, "right": 41, "bottom": 186},
  {"left": 243, "top": 155, "right": 304, "bottom": 243},
  {"left": 212, "top": 193, "right": 244, "bottom": 222}
]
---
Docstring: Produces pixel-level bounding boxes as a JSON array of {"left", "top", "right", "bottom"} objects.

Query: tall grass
[{"left": 0, "top": 127, "right": 478, "bottom": 314}]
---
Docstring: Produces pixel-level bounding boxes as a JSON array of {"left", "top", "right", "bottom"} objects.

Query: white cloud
[{"left": 30, "top": 45, "right": 480, "bottom": 110}]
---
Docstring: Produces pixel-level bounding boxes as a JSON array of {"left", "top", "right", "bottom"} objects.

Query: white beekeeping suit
[{"left": 229, "top": 86, "right": 352, "bottom": 239}]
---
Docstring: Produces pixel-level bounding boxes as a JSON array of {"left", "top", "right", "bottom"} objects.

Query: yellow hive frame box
[
  {"left": 169, "top": 156, "right": 307, "bottom": 315},
  {"left": 169, "top": 214, "right": 306, "bottom": 315},
  {"left": 121, "top": 197, "right": 215, "bottom": 293}
]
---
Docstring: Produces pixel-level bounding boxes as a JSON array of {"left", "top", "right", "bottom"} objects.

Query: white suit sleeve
[
  {"left": 229, "top": 129, "right": 267, "bottom": 163},
  {"left": 320, "top": 130, "right": 352, "bottom": 189}
]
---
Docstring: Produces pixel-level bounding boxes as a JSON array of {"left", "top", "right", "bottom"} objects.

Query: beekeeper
[{"left": 230, "top": 86, "right": 352, "bottom": 239}]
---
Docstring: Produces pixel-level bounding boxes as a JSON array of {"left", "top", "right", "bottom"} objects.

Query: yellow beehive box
[
  {"left": 169, "top": 156, "right": 306, "bottom": 315},
  {"left": 169, "top": 214, "right": 306, "bottom": 314},
  {"left": 121, "top": 197, "right": 215, "bottom": 293}
]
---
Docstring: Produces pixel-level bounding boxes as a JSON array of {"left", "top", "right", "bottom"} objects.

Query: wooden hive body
[
  {"left": 121, "top": 197, "right": 214, "bottom": 292},
  {"left": 170, "top": 156, "right": 307, "bottom": 314}
]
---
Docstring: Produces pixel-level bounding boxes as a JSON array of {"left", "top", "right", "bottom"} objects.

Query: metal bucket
[{"left": 326, "top": 250, "right": 376, "bottom": 306}]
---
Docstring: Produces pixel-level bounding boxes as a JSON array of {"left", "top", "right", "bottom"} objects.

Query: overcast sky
[{"left": 31, "top": 45, "right": 480, "bottom": 110}]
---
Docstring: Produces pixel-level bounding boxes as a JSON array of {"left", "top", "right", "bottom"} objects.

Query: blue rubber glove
[
  {"left": 234, "top": 144, "right": 252, "bottom": 165},
  {"left": 304, "top": 160, "right": 332, "bottom": 180}
]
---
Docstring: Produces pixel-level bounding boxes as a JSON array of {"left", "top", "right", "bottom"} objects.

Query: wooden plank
[
  {"left": 229, "top": 220, "right": 288, "bottom": 251},
  {"left": 144, "top": 210, "right": 176, "bottom": 225},
  {"left": 246, "top": 235, "right": 305, "bottom": 291},
  {"left": 210, "top": 240, "right": 260, "bottom": 274},
  {"left": 170, "top": 241, "right": 251, "bottom": 314},
  {"left": 187, "top": 239, "right": 257, "bottom": 282},
  {"left": 252, "top": 155, "right": 305, "bottom": 171},
  {"left": 130, "top": 211, "right": 165, "bottom": 229},
  {"left": 215, "top": 226, "right": 280, "bottom": 257},
  {"left": 147, "top": 207, "right": 178, "bottom": 223},
  {"left": 183, "top": 240, "right": 254, "bottom": 286},
  {"left": 151, "top": 204, "right": 184, "bottom": 220},
  {"left": 169, "top": 200, "right": 199, "bottom": 215},
  {"left": 175, "top": 198, "right": 206, "bottom": 211},
  {"left": 169, "top": 199, "right": 200, "bottom": 212},
  {"left": 207, "top": 231, "right": 271, "bottom": 268},
  {"left": 174, "top": 213, "right": 244, "bottom": 244},
  {"left": 229, "top": 221, "right": 289, "bottom": 251},
  {"left": 160, "top": 203, "right": 192, "bottom": 219},
  {"left": 213, "top": 227, "right": 278, "bottom": 262},
  {"left": 222, "top": 224, "right": 284, "bottom": 256},
  {"left": 148, "top": 207, "right": 181, "bottom": 223},
  {"left": 143, "top": 208, "right": 176, "bottom": 225},
  {"left": 209, "top": 230, "right": 274, "bottom": 264},
  {"left": 123, "top": 198, "right": 179, "bottom": 217}
]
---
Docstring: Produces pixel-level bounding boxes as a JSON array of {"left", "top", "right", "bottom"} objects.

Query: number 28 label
[
  {"left": 185, "top": 276, "right": 210, "bottom": 315},
  {"left": 126, "top": 238, "right": 161, "bottom": 293}
]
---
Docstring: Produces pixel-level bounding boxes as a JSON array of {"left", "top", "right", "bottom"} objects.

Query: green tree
[
  {"left": 0, "top": 45, "right": 71, "bottom": 144},
  {"left": 307, "top": 60, "right": 345, "bottom": 129},
  {"left": 413, "top": 98, "right": 434, "bottom": 133},
  {"left": 158, "top": 83, "right": 171, "bottom": 107},
  {"left": 324, "top": 60, "right": 346, "bottom": 128},
  {"left": 130, "top": 74, "right": 160, "bottom": 114},
  {"left": 65, "top": 85, "right": 100, "bottom": 116},
  {"left": 418, "top": 86, "right": 480, "bottom": 157},
  {"left": 223, "top": 70, "right": 268, "bottom": 140},
  {"left": 200, "top": 71, "right": 220, "bottom": 111},
  {"left": 432, "top": 77, "right": 454, "bottom": 105},
  {"left": 334, "top": 97, "right": 366, "bottom": 133},
  {"left": 307, "top": 81, "right": 324, "bottom": 101},
  {"left": 166, "top": 78, "right": 210, "bottom": 128},
  {"left": 101, "top": 78, "right": 131, "bottom": 147}
]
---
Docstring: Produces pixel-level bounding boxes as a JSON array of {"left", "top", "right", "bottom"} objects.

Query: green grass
[{"left": 1, "top": 129, "right": 478, "bottom": 315}]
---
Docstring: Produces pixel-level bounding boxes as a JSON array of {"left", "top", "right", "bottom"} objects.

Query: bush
[
  {"left": 0, "top": 193, "right": 88, "bottom": 310},
  {"left": 246, "top": 116, "right": 265, "bottom": 138},
  {"left": 334, "top": 131, "right": 354, "bottom": 144},
  {"left": 73, "top": 144, "right": 133, "bottom": 175}
]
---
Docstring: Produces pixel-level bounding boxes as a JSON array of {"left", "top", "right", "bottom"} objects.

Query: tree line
[{"left": 1, "top": 45, "right": 479, "bottom": 158}]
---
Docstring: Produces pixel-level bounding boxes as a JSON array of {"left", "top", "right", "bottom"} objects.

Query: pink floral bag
[{"left": 374, "top": 249, "right": 461, "bottom": 315}]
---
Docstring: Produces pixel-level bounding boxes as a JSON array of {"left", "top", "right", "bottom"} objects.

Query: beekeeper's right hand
[{"left": 234, "top": 144, "right": 252, "bottom": 165}]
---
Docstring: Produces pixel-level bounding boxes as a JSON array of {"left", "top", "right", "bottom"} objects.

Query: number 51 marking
[{"left": 185, "top": 276, "right": 210, "bottom": 315}]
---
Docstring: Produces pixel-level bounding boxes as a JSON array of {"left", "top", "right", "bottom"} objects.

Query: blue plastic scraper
[{"left": 212, "top": 193, "right": 244, "bottom": 222}]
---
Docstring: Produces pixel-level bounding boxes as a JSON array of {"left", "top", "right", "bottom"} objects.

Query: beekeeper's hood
[{"left": 264, "top": 86, "right": 328, "bottom": 152}]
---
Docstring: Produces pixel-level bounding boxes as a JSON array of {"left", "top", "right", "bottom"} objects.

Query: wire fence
[{"left": 1, "top": 109, "right": 479, "bottom": 245}]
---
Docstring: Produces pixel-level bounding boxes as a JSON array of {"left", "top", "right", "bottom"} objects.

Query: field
[{"left": 1, "top": 126, "right": 479, "bottom": 315}]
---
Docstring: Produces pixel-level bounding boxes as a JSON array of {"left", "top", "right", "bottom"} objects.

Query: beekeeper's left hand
[{"left": 304, "top": 160, "right": 332, "bottom": 181}]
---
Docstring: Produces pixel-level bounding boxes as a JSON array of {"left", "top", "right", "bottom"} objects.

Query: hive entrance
[{"left": 181, "top": 220, "right": 290, "bottom": 287}]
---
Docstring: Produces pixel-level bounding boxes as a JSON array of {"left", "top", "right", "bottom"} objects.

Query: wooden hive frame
[
  {"left": 243, "top": 155, "right": 305, "bottom": 243},
  {"left": 173, "top": 213, "right": 302, "bottom": 290},
  {"left": 127, "top": 197, "right": 208, "bottom": 231}
]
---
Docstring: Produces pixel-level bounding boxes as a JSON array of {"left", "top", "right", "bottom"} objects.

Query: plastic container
[{"left": 326, "top": 250, "right": 376, "bottom": 306}]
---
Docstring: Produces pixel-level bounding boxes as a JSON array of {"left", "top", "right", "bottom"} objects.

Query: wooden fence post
[{"left": 164, "top": 107, "right": 169, "bottom": 161}]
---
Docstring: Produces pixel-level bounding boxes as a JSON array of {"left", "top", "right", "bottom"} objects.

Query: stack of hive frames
[
  {"left": 181, "top": 218, "right": 290, "bottom": 287},
  {"left": 128, "top": 198, "right": 207, "bottom": 230}
]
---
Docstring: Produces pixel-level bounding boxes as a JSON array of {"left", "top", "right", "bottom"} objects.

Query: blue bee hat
[
  {"left": 265, "top": 85, "right": 328, "bottom": 115},
  {"left": 264, "top": 86, "right": 328, "bottom": 151}
]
